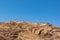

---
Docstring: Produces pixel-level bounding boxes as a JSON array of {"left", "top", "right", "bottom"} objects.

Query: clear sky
[{"left": 0, "top": 0, "right": 60, "bottom": 27}]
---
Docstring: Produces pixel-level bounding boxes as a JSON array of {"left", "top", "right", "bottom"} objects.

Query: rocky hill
[{"left": 0, "top": 21, "right": 60, "bottom": 40}]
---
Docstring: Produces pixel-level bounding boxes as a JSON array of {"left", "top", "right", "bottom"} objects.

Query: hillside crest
[{"left": 0, "top": 21, "right": 60, "bottom": 40}]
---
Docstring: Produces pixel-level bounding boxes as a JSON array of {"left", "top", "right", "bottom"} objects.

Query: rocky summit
[{"left": 0, "top": 21, "right": 60, "bottom": 40}]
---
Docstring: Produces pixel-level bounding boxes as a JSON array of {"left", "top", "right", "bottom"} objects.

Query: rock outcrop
[{"left": 0, "top": 21, "right": 60, "bottom": 40}]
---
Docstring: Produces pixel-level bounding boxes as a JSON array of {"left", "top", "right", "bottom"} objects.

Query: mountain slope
[{"left": 0, "top": 21, "right": 60, "bottom": 40}]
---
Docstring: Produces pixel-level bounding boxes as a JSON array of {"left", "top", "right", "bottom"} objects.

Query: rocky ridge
[{"left": 0, "top": 21, "right": 60, "bottom": 40}]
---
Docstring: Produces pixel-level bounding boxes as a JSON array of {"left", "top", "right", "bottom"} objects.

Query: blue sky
[{"left": 0, "top": 0, "right": 60, "bottom": 27}]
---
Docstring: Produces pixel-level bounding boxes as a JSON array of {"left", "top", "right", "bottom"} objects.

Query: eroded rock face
[{"left": 0, "top": 21, "right": 60, "bottom": 40}]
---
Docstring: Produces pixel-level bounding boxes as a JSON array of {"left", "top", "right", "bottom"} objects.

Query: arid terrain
[{"left": 0, "top": 21, "right": 60, "bottom": 40}]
